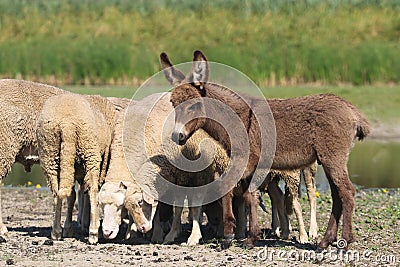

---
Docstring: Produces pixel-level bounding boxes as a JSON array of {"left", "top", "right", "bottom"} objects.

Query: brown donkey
[{"left": 161, "top": 50, "right": 370, "bottom": 250}]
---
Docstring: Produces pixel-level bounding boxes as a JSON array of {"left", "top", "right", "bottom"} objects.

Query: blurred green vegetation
[{"left": 0, "top": 0, "right": 399, "bottom": 85}]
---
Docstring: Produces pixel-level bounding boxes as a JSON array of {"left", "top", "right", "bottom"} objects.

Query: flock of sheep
[{"left": 0, "top": 50, "right": 370, "bottom": 252}]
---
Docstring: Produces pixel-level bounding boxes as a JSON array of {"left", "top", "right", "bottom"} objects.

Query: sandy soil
[{"left": 0, "top": 187, "right": 399, "bottom": 266}]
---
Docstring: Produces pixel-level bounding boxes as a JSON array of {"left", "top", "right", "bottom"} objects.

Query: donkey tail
[{"left": 354, "top": 110, "right": 370, "bottom": 141}]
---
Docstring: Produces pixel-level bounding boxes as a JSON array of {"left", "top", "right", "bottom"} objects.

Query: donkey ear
[
  {"left": 160, "top": 52, "right": 186, "bottom": 86},
  {"left": 191, "top": 50, "right": 209, "bottom": 90}
]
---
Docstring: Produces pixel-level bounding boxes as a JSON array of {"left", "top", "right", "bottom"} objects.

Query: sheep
[
  {"left": 98, "top": 104, "right": 159, "bottom": 241},
  {"left": 36, "top": 93, "right": 118, "bottom": 244},
  {"left": 0, "top": 79, "right": 66, "bottom": 237},
  {"left": 262, "top": 162, "right": 319, "bottom": 243},
  {"left": 0, "top": 79, "right": 132, "bottom": 239}
]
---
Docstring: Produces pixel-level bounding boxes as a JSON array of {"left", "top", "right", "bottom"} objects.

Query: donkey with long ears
[{"left": 161, "top": 50, "right": 370, "bottom": 250}]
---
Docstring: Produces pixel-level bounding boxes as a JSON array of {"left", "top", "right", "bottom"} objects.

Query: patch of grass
[{"left": 0, "top": 1, "right": 399, "bottom": 85}]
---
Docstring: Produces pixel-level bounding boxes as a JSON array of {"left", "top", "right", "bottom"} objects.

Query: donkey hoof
[
  {"left": 221, "top": 234, "right": 234, "bottom": 249},
  {"left": 243, "top": 237, "right": 255, "bottom": 249}
]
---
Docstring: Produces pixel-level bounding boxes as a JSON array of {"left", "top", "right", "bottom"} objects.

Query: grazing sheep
[
  {"left": 98, "top": 93, "right": 228, "bottom": 245},
  {"left": 98, "top": 105, "right": 159, "bottom": 241},
  {"left": 36, "top": 93, "right": 117, "bottom": 244},
  {"left": 162, "top": 50, "right": 370, "bottom": 249}
]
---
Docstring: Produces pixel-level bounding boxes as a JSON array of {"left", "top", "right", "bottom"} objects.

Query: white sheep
[
  {"left": 98, "top": 105, "right": 158, "bottom": 241},
  {"left": 36, "top": 93, "right": 118, "bottom": 244},
  {"left": 0, "top": 79, "right": 67, "bottom": 237}
]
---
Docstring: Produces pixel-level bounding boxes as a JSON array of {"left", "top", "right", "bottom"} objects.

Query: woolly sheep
[
  {"left": 262, "top": 163, "right": 318, "bottom": 243},
  {"left": 0, "top": 79, "right": 66, "bottom": 237},
  {"left": 36, "top": 93, "right": 118, "bottom": 244},
  {"left": 0, "top": 79, "right": 131, "bottom": 239},
  {"left": 98, "top": 105, "right": 159, "bottom": 241}
]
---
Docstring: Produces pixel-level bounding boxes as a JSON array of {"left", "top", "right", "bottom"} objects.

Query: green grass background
[{"left": 0, "top": 0, "right": 399, "bottom": 85}]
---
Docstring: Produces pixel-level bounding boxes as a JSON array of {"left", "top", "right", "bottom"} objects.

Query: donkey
[{"left": 160, "top": 50, "right": 370, "bottom": 250}]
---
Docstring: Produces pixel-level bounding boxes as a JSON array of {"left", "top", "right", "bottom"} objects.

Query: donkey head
[{"left": 160, "top": 50, "right": 209, "bottom": 145}]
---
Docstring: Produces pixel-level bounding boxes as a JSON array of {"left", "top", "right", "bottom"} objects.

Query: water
[{"left": 2, "top": 141, "right": 400, "bottom": 189}]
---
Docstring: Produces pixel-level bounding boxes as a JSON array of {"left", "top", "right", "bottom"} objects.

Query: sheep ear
[
  {"left": 119, "top": 181, "right": 128, "bottom": 190},
  {"left": 190, "top": 50, "right": 209, "bottom": 91},
  {"left": 160, "top": 52, "right": 186, "bottom": 86},
  {"left": 143, "top": 192, "right": 155, "bottom": 205}
]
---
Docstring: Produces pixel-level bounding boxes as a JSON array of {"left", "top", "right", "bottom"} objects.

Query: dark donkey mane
[{"left": 162, "top": 50, "right": 370, "bottom": 250}]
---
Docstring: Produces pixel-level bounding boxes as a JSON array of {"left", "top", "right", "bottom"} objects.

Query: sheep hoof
[
  {"left": 309, "top": 227, "right": 319, "bottom": 241},
  {"left": 88, "top": 232, "right": 98, "bottom": 244},
  {"left": 0, "top": 224, "right": 8, "bottom": 236},
  {"left": 298, "top": 234, "right": 309, "bottom": 244},
  {"left": 51, "top": 229, "right": 62, "bottom": 240},
  {"left": 186, "top": 234, "right": 201, "bottom": 246}
]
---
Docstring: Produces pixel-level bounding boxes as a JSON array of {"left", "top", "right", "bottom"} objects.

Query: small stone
[
  {"left": 6, "top": 259, "right": 15, "bottom": 265},
  {"left": 227, "top": 256, "right": 234, "bottom": 261},
  {"left": 135, "top": 251, "right": 141, "bottom": 256},
  {"left": 184, "top": 255, "right": 194, "bottom": 261},
  {"left": 43, "top": 239, "right": 54, "bottom": 246},
  {"left": 32, "top": 241, "right": 39, "bottom": 245},
  {"left": 152, "top": 251, "right": 158, "bottom": 256}
]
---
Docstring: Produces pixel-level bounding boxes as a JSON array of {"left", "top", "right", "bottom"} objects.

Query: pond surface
[{"left": 3, "top": 141, "right": 400, "bottom": 189}]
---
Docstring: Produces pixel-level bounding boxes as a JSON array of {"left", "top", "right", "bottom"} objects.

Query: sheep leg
[
  {"left": 63, "top": 187, "right": 76, "bottom": 238},
  {"left": 0, "top": 183, "right": 8, "bottom": 237},
  {"left": 88, "top": 173, "right": 100, "bottom": 244},
  {"left": 186, "top": 206, "right": 202, "bottom": 246},
  {"left": 292, "top": 196, "right": 308, "bottom": 243},
  {"left": 163, "top": 204, "right": 183, "bottom": 244},
  {"left": 304, "top": 164, "right": 318, "bottom": 240},
  {"left": 125, "top": 214, "right": 138, "bottom": 240},
  {"left": 51, "top": 196, "right": 63, "bottom": 240},
  {"left": 267, "top": 181, "right": 290, "bottom": 239}
]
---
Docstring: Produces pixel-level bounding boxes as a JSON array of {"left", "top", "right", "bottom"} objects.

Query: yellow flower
[
  {"left": 315, "top": 191, "right": 320, "bottom": 198},
  {"left": 35, "top": 184, "right": 41, "bottom": 189},
  {"left": 382, "top": 188, "right": 387, "bottom": 193},
  {"left": 27, "top": 181, "right": 32, "bottom": 186}
]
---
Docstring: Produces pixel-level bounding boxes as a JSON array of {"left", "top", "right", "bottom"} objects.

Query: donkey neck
[{"left": 201, "top": 83, "right": 252, "bottom": 154}]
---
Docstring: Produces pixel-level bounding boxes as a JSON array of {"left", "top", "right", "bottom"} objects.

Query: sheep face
[
  {"left": 124, "top": 188, "right": 155, "bottom": 234},
  {"left": 98, "top": 182, "right": 126, "bottom": 240}
]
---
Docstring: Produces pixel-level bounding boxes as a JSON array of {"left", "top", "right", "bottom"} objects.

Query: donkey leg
[
  {"left": 318, "top": 167, "right": 342, "bottom": 249},
  {"left": 222, "top": 190, "right": 235, "bottom": 249},
  {"left": 304, "top": 164, "right": 318, "bottom": 240},
  {"left": 243, "top": 189, "right": 261, "bottom": 247}
]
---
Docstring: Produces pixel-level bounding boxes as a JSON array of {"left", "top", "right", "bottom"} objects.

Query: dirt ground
[{"left": 0, "top": 187, "right": 399, "bottom": 267}]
